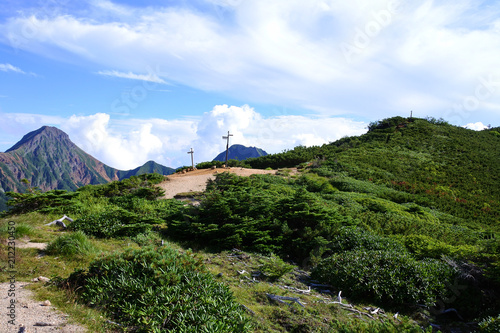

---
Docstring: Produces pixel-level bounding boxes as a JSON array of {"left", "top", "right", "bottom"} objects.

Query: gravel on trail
[{"left": 1, "top": 281, "right": 87, "bottom": 333}]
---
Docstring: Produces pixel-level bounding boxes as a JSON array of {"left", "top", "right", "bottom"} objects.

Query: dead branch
[{"left": 266, "top": 294, "right": 306, "bottom": 308}]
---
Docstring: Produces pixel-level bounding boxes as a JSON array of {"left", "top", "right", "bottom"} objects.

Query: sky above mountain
[{"left": 0, "top": 0, "right": 498, "bottom": 169}]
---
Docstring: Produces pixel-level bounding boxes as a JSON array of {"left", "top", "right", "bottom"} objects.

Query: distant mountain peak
[
  {"left": 213, "top": 144, "right": 268, "bottom": 162},
  {"left": 6, "top": 126, "right": 70, "bottom": 153}
]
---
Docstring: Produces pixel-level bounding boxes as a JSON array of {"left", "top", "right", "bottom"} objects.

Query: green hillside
[
  {"left": 246, "top": 116, "right": 500, "bottom": 229},
  {"left": 1, "top": 117, "right": 499, "bottom": 332}
]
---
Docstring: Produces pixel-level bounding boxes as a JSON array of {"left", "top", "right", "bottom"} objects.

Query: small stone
[
  {"left": 41, "top": 300, "right": 51, "bottom": 306},
  {"left": 31, "top": 277, "right": 39, "bottom": 282},
  {"left": 38, "top": 276, "right": 50, "bottom": 282},
  {"left": 34, "top": 322, "right": 55, "bottom": 326}
]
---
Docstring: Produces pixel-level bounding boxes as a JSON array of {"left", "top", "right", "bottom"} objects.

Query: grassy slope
[{"left": 0, "top": 213, "right": 424, "bottom": 333}]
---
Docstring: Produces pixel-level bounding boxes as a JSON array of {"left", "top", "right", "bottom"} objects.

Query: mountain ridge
[{"left": 0, "top": 126, "right": 174, "bottom": 210}]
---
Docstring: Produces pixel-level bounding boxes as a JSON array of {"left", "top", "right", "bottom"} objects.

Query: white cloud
[
  {"left": 60, "top": 113, "right": 167, "bottom": 170},
  {"left": 96, "top": 70, "right": 167, "bottom": 83},
  {"left": 56, "top": 106, "right": 366, "bottom": 169},
  {"left": 191, "top": 105, "right": 367, "bottom": 165},
  {"left": 464, "top": 122, "right": 487, "bottom": 131},
  {"left": 0, "top": 63, "right": 26, "bottom": 74},
  {"left": 2, "top": 0, "right": 500, "bottom": 125}
]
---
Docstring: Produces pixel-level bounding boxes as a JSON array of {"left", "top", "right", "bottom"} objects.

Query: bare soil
[
  {"left": 0, "top": 282, "right": 86, "bottom": 333},
  {"left": 158, "top": 167, "right": 278, "bottom": 199}
]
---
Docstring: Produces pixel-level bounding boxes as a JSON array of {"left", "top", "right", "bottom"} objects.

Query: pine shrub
[{"left": 311, "top": 249, "right": 457, "bottom": 306}]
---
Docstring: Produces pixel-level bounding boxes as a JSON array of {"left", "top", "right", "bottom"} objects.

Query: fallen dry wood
[
  {"left": 45, "top": 215, "right": 73, "bottom": 229},
  {"left": 266, "top": 293, "right": 306, "bottom": 308},
  {"left": 282, "top": 285, "right": 311, "bottom": 294}
]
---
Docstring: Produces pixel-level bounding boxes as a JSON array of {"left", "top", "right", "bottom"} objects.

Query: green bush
[
  {"left": 329, "top": 227, "right": 406, "bottom": 253},
  {"left": 5, "top": 190, "right": 78, "bottom": 215},
  {"left": 131, "top": 231, "right": 161, "bottom": 247},
  {"left": 259, "top": 254, "right": 294, "bottom": 281},
  {"left": 478, "top": 314, "right": 500, "bottom": 332},
  {"left": 46, "top": 231, "right": 95, "bottom": 256},
  {"left": 68, "top": 208, "right": 152, "bottom": 238},
  {"left": 311, "top": 249, "right": 457, "bottom": 306},
  {"left": 296, "top": 173, "right": 336, "bottom": 193},
  {"left": 404, "top": 234, "right": 451, "bottom": 259},
  {"left": 65, "top": 246, "right": 249, "bottom": 332}
]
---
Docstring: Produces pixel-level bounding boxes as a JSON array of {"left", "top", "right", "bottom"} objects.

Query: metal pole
[
  {"left": 222, "top": 131, "right": 233, "bottom": 168},
  {"left": 187, "top": 148, "right": 194, "bottom": 169}
]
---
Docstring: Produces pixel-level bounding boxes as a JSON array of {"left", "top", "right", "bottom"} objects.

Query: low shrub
[
  {"left": 329, "top": 226, "right": 406, "bottom": 253},
  {"left": 131, "top": 231, "right": 161, "bottom": 246},
  {"left": 5, "top": 190, "right": 78, "bottom": 215},
  {"left": 403, "top": 234, "right": 451, "bottom": 259},
  {"left": 478, "top": 314, "right": 500, "bottom": 333},
  {"left": 65, "top": 246, "right": 249, "bottom": 332},
  {"left": 46, "top": 231, "right": 95, "bottom": 256},
  {"left": 68, "top": 208, "right": 151, "bottom": 238},
  {"left": 311, "top": 249, "right": 457, "bottom": 306},
  {"left": 296, "top": 173, "right": 336, "bottom": 193},
  {"left": 259, "top": 254, "right": 294, "bottom": 281}
]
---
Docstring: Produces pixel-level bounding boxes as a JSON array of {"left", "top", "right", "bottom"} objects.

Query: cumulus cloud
[
  {"left": 464, "top": 122, "right": 488, "bottom": 131},
  {"left": 2, "top": 1, "right": 500, "bottom": 125},
  {"left": 57, "top": 106, "right": 366, "bottom": 169},
  {"left": 191, "top": 105, "right": 367, "bottom": 165},
  {"left": 61, "top": 113, "right": 167, "bottom": 170}
]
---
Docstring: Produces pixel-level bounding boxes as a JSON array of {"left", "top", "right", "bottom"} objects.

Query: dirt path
[
  {"left": 0, "top": 282, "right": 86, "bottom": 333},
  {"left": 158, "top": 167, "right": 278, "bottom": 199}
]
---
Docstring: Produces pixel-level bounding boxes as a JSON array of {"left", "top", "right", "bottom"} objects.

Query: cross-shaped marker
[
  {"left": 222, "top": 131, "right": 233, "bottom": 168},
  {"left": 187, "top": 148, "right": 194, "bottom": 169}
]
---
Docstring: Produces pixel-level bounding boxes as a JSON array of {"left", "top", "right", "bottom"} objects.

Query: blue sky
[{"left": 1, "top": 0, "right": 499, "bottom": 169}]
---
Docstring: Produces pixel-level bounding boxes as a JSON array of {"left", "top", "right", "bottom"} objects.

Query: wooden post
[
  {"left": 187, "top": 148, "right": 194, "bottom": 169},
  {"left": 222, "top": 131, "right": 233, "bottom": 168}
]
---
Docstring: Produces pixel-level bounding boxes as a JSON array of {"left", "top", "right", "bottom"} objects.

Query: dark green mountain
[
  {"left": 117, "top": 160, "right": 175, "bottom": 179},
  {"left": 0, "top": 126, "right": 174, "bottom": 210},
  {"left": 213, "top": 144, "right": 267, "bottom": 162}
]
